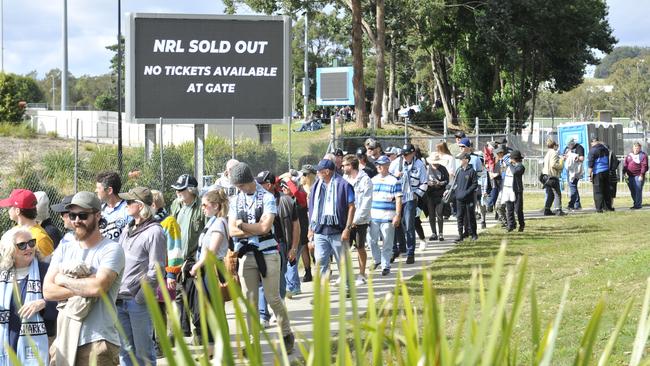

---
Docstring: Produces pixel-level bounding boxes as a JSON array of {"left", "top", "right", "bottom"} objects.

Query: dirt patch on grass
[{"left": 0, "top": 136, "right": 104, "bottom": 175}]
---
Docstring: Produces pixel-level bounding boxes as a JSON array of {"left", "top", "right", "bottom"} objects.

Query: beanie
[{"left": 229, "top": 162, "right": 255, "bottom": 185}]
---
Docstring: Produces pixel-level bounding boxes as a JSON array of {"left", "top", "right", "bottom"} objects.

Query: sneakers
[
  {"left": 543, "top": 209, "right": 554, "bottom": 216},
  {"left": 406, "top": 256, "right": 415, "bottom": 264},
  {"left": 262, "top": 319, "right": 271, "bottom": 329},
  {"left": 471, "top": 235, "right": 478, "bottom": 241},
  {"left": 286, "top": 289, "right": 301, "bottom": 299},
  {"left": 381, "top": 268, "right": 391, "bottom": 276},
  {"left": 419, "top": 240, "right": 427, "bottom": 252},
  {"left": 373, "top": 263, "right": 381, "bottom": 270},
  {"left": 303, "top": 270, "right": 313, "bottom": 283},
  {"left": 518, "top": 226, "right": 525, "bottom": 232},
  {"left": 355, "top": 275, "right": 367, "bottom": 286},
  {"left": 283, "top": 333, "right": 295, "bottom": 354},
  {"left": 454, "top": 237, "right": 464, "bottom": 243},
  {"left": 428, "top": 234, "right": 438, "bottom": 241},
  {"left": 390, "top": 253, "right": 399, "bottom": 263},
  {"left": 438, "top": 235, "right": 444, "bottom": 242},
  {"left": 556, "top": 210, "right": 567, "bottom": 216},
  {"left": 481, "top": 222, "right": 487, "bottom": 229}
]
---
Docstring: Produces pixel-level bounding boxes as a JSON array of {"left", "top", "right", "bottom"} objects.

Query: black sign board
[{"left": 126, "top": 14, "right": 290, "bottom": 124}]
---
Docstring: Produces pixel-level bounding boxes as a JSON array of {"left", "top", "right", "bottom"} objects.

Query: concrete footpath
[{"left": 160, "top": 204, "right": 647, "bottom": 364}]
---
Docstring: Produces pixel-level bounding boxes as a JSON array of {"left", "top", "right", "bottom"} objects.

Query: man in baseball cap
[
  {"left": 169, "top": 175, "right": 205, "bottom": 336},
  {"left": 0, "top": 188, "right": 54, "bottom": 259},
  {"left": 228, "top": 161, "right": 296, "bottom": 352},
  {"left": 51, "top": 194, "right": 76, "bottom": 248},
  {"left": 44, "top": 192, "right": 126, "bottom": 364},
  {"left": 389, "top": 143, "right": 427, "bottom": 264}
]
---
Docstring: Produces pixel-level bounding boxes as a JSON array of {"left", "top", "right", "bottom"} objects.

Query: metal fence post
[
  {"left": 443, "top": 116, "right": 448, "bottom": 138},
  {"left": 404, "top": 116, "right": 408, "bottom": 144},
  {"left": 287, "top": 116, "right": 292, "bottom": 170},
  {"left": 475, "top": 117, "right": 479, "bottom": 149},
  {"left": 159, "top": 117, "right": 164, "bottom": 192},
  {"left": 231, "top": 116, "right": 235, "bottom": 159},
  {"left": 74, "top": 118, "right": 79, "bottom": 193},
  {"left": 331, "top": 115, "right": 336, "bottom": 150},
  {"left": 506, "top": 116, "right": 510, "bottom": 136}
]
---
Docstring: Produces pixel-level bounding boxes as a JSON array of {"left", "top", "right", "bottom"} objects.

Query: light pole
[
  {"left": 303, "top": 12, "right": 309, "bottom": 122},
  {"left": 117, "top": 0, "right": 123, "bottom": 174},
  {"left": 1, "top": 0, "right": 4, "bottom": 72},
  {"left": 50, "top": 75, "right": 56, "bottom": 110},
  {"left": 61, "top": 0, "right": 68, "bottom": 111}
]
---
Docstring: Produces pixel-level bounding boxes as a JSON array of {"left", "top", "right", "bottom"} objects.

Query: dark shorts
[{"left": 350, "top": 224, "right": 368, "bottom": 249}]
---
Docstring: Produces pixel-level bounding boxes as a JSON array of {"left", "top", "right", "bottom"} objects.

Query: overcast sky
[{"left": 2, "top": 0, "right": 648, "bottom": 78}]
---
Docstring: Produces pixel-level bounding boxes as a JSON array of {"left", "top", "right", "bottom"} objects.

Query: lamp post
[
  {"left": 62, "top": 0, "right": 68, "bottom": 111},
  {"left": 303, "top": 12, "right": 309, "bottom": 122},
  {"left": 117, "top": 0, "right": 123, "bottom": 173},
  {"left": 1, "top": 0, "right": 4, "bottom": 72}
]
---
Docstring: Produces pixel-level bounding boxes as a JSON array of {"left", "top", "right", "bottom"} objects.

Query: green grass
[
  {"left": 0, "top": 121, "right": 36, "bottom": 138},
  {"left": 522, "top": 185, "right": 641, "bottom": 212},
  {"left": 409, "top": 209, "right": 650, "bottom": 365}
]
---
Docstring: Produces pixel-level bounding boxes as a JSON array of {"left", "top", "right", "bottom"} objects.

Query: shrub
[{"left": 0, "top": 122, "right": 37, "bottom": 138}]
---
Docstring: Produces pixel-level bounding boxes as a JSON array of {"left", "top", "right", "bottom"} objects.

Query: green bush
[{"left": 0, "top": 122, "right": 37, "bottom": 138}]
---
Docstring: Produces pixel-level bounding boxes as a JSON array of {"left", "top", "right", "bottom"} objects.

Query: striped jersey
[{"left": 370, "top": 173, "right": 402, "bottom": 223}]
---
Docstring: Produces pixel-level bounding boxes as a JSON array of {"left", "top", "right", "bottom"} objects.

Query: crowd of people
[{"left": 0, "top": 134, "right": 647, "bottom": 365}]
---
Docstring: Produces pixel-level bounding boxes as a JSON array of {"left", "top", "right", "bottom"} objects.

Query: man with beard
[{"left": 44, "top": 191, "right": 125, "bottom": 365}]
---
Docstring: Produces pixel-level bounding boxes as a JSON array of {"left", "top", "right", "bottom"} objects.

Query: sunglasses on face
[
  {"left": 16, "top": 239, "right": 36, "bottom": 250},
  {"left": 69, "top": 212, "right": 93, "bottom": 221}
]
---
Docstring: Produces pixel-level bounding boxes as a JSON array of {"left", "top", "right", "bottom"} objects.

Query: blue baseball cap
[
  {"left": 316, "top": 159, "right": 336, "bottom": 171},
  {"left": 458, "top": 138, "right": 472, "bottom": 147},
  {"left": 375, "top": 155, "right": 391, "bottom": 165}
]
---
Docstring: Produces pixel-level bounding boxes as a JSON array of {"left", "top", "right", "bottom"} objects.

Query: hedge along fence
[{"left": 0, "top": 136, "right": 299, "bottom": 233}]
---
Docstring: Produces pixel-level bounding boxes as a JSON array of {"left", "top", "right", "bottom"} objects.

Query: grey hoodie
[{"left": 117, "top": 218, "right": 166, "bottom": 303}]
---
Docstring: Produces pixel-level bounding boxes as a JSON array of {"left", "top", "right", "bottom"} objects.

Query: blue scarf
[{"left": 0, "top": 260, "right": 49, "bottom": 366}]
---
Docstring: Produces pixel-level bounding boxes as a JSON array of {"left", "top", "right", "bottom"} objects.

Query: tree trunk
[
  {"left": 351, "top": 0, "right": 367, "bottom": 127},
  {"left": 387, "top": 48, "right": 396, "bottom": 122},
  {"left": 430, "top": 50, "right": 456, "bottom": 123},
  {"left": 372, "top": 0, "right": 386, "bottom": 129}
]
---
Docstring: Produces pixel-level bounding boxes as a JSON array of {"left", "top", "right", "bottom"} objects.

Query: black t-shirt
[{"left": 564, "top": 143, "right": 585, "bottom": 157}]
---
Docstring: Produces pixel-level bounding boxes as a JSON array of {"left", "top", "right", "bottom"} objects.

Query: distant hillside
[{"left": 594, "top": 46, "right": 650, "bottom": 78}]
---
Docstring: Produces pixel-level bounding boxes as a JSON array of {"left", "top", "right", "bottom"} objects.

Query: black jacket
[
  {"left": 455, "top": 165, "right": 478, "bottom": 202},
  {"left": 509, "top": 162, "right": 526, "bottom": 193}
]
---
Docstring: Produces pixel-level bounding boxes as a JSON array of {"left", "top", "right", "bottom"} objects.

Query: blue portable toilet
[{"left": 557, "top": 121, "right": 623, "bottom": 181}]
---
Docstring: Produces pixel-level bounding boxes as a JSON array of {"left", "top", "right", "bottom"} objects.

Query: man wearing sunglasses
[{"left": 44, "top": 191, "right": 125, "bottom": 365}]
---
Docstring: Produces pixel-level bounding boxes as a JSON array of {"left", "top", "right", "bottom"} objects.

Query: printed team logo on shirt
[{"left": 101, "top": 220, "right": 127, "bottom": 240}]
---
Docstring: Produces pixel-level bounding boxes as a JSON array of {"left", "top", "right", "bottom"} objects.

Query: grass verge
[{"left": 409, "top": 209, "right": 650, "bottom": 364}]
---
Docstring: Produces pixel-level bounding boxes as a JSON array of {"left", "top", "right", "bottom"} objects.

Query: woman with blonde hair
[
  {"left": 0, "top": 226, "right": 58, "bottom": 365},
  {"left": 433, "top": 141, "right": 456, "bottom": 178},
  {"left": 298, "top": 164, "right": 317, "bottom": 282}
]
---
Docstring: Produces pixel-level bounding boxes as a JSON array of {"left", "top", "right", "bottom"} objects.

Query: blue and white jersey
[
  {"left": 370, "top": 174, "right": 402, "bottom": 223},
  {"left": 100, "top": 200, "right": 132, "bottom": 241}
]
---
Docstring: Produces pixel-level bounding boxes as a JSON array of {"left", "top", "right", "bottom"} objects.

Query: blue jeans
[
  {"left": 285, "top": 244, "right": 305, "bottom": 293},
  {"left": 117, "top": 299, "right": 155, "bottom": 366},
  {"left": 369, "top": 221, "right": 395, "bottom": 270},
  {"left": 568, "top": 177, "right": 581, "bottom": 209},
  {"left": 313, "top": 233, "right": 347, "bottom": 277},
  {"left": 401, "top": 200, "right": 417, "bottom": 256},
  {"left": 628, "top": 175, "right": 645, "bottom": 208},
  {"left": 259, "top": 248, "right": 287, "bottom": 321}
]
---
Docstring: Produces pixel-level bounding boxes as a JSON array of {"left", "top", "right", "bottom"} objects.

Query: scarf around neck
[
  {"left": 0, "top": 260, "right": 49, "bottom": 366},
  {"left": 310, "top": 177, "right": 339, "bottom": 227}
]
